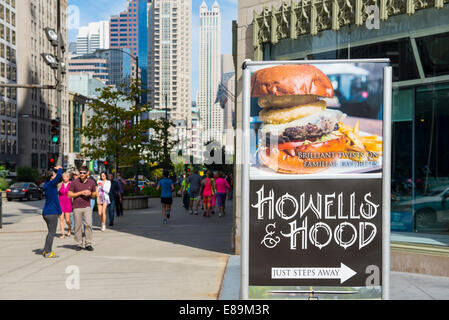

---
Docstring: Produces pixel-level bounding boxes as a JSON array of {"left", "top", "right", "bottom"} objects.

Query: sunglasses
[{"left": 79, "top": 171, "right": 87, "bottom": 174}]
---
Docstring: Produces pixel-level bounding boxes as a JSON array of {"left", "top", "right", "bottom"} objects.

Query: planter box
[{"left": 122, "top": 195, "right": 150, "bottom": 210}]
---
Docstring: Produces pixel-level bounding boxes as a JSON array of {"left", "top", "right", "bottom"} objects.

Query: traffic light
[
  {"left": 104, "top": 158, "right": 110, "bottom": 172},
  {"left": 48, "top": 154, "right": 57, "bottom": 169},
  {"left": 50, "top": 119, "right": 60, "bottom": 144}
]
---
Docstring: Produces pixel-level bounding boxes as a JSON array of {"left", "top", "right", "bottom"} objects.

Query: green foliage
[
  {"left": 141, "top": 186, "right": 161, "bottom": 198},
  {"left": 0, "top": 165, "right": 8, "bottom": 190},
  {"left": 80, "top": 78, "right": 178, "bottom": 173},
  {"left": 172, "top": 156, "right": 186, "bottom": 176},
  {"left": 16, "top": 167, "right": 40, "bottom": 183}
]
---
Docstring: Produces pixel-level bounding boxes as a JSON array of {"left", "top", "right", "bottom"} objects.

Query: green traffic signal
[{"left": 50, "top": 119, "right": 60, "bottom": 144}]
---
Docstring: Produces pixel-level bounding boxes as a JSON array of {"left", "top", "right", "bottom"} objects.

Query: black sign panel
[{"left": 249, "top": 179, "right": 382, "bottom": 287}]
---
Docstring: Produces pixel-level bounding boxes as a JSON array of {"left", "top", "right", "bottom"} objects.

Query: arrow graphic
[{"left": 271, "top": 263, "right": 357, "bottom": 284}]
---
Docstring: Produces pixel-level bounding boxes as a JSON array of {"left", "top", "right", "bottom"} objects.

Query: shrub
[
  {"left": 0, "top": 177, "right": 8, "bottom": 191},
  {"left": 16, "top": 167, "right": 40, "bottom": 183},
  {"left": 141, "top": 186, "right": 161, "bottom": 198}
]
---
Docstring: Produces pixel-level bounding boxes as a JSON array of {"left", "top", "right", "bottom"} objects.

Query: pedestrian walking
[
  {"left": 156, "top": 171, "right": 174, "bottom": 224},
  {"left": 68, "top": 166, "right": 97, "bottom": 251},
  {"left": 214, "top": 172, "right": 231, "bottom": 217},
  {"left": 58, "top": 172, "right": 73, "bottom": 238},
  {"left": 188, "top": 170, "right": 202, "bottom": 215},
  {"left": 115, "top": 172, "right": 125, "bottom": 217},
  {"left": 108, "top": 174, "right": 119, "bottom": 227},
  {"left": 97, "top": 172, "right": 111, "bottom": 232},
  {"left": 226, "top": 174, "right": 233, "bottom": 200},
  {"left": 180, "top": 173, "right": 190, "bottom": 210},
  {"left": 200, "top": 171, "right": 216, "bottom": 217},
  {"left": 88, "top": 171, "right": 97, "bottom": 212},
  {"left": 41, "top": 166, "right": 63, "bottom": 258}
]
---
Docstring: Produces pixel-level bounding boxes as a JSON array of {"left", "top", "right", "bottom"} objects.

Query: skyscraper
[
  {"left": 148, "top": 0, "right": 192, "bottom": 123},
  {"left": 0, "top": 0, "right": 18, "bottom": 170},
  {"left": 76, "top": 21, "right": 109, "bottom": 55},
  {"left": 68, "top": 49, "right": 132, "bottom": 88},
  {"left": 198, "top": 1, "right": 222, "bottom": 147},
  {"left": 17, "top": 0, "right": 69, "bottom": 171},
  {"left": 109, "top": 0, "right": 149, "bottom": 103}
]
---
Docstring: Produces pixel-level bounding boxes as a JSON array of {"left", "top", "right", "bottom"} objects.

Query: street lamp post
[{"left": 163, "top": 94, "right": 169, "bottom": 171}]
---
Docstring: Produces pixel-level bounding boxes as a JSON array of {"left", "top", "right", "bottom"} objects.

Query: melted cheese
[{"left": 260, "top": 109, "right": 346, "bottom": 135}]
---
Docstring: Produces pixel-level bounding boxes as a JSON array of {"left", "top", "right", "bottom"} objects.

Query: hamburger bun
[{"left": 251, "top": 64, "right": 334, "bottom": 100}]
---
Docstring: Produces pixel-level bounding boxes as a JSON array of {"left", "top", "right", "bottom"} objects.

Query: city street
[{"left": 0, "top": 197, "right": 234, "bottom": 299}]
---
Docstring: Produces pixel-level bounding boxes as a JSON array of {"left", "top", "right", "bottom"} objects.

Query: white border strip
[
  {"left": 382, "top": 66, "right": 393, "bottom": 300},
  {"left": 241, "top": 60, "right": 252, "bottom": 300},
  {"left": 245, "top": 59, "right": 390, "bottom": 66},
  {"left": 249, "top": 173, "right": 382, "bottom": 180}
]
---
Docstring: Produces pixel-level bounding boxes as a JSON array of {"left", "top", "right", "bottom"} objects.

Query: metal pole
[
  {"left": 0, "top": 84, "right": 56, "bottom": 89},
  {"left": 56, "top": 0, "right": 63, "bottom": 167},
  {"left": 134, "top": 55, "right": 139, "bottom": 184},
  {"left": 164, "top": 94, "right": 168, "bottom": 170},
  {"left": 382, "top": 66, "right": 393, "bottom": 300},
  {"left": 241, "top": 60, "right": 251, "bottom": 300}
]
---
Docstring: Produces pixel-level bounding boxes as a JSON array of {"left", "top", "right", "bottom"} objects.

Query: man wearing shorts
[
  {"left": 188, "top": 170, "right": 202, "bottom": 215},
  {"left": 157, "top": 171, "right": 174, "bottom": 224}
]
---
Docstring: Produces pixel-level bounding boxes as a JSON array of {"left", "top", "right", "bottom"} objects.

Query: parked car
[
  {"left": 392, "top": 185, "right": 449, "bottom": 231},
  {"left": 6, "top": 182, "right": 44, "bottom": 201}
]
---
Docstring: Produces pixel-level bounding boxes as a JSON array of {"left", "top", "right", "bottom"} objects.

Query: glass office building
[{"left": 234, "top": 1, "right": 449, "bottom": 256}]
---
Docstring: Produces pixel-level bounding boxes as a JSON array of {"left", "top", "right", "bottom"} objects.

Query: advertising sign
[{"left": 241, "top": 60, "right": 392, "bottom": 300}]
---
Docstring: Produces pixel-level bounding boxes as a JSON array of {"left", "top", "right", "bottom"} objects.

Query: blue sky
[{"left": 68, "top": 0, "right": 238, "bottom": 100}]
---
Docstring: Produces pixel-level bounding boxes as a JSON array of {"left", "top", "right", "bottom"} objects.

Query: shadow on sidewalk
[{"left": 91, "top": 197, "right": 235, "bottom": 255}]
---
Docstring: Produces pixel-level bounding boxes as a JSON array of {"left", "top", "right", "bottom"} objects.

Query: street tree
[{"left": 80, "top": 79, "right": 177, "bottom": 176}]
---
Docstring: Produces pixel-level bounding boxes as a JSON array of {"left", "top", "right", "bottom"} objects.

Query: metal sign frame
[{"left": 240, "top": 59, "right": 392, "bottom": 300}]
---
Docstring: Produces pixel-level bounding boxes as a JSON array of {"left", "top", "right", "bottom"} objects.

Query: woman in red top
[
  {"left": 58, "top": 172, "right": 72, "bottom": 238},
  {"left": 200, "top": 171, "right": 216, "bottom": 217}
]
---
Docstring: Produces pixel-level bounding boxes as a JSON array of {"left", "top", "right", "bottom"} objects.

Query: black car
[{"left": 6, "top": 182, "right": 44, "bottom": 201}]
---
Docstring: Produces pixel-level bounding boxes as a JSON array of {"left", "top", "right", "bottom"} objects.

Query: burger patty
[{"left": 266, "top": 122, "right": 339, "bottom": 145}]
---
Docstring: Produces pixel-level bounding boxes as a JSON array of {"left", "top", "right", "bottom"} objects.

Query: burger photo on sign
[{"left": 251, "top": 64, "right": 382, "bottom": 175}]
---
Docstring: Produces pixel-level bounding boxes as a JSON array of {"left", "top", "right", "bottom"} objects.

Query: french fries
[{"left": 337, "top": 121, "right": 382, "bottom": 161}]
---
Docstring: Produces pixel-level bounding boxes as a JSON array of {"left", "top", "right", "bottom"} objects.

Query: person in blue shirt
[
  {"left": 156, "top": 171, "right": 174, "bottom": 225},
  {"left": 42, "top": 166, "right": 63, "bottom": 258}
]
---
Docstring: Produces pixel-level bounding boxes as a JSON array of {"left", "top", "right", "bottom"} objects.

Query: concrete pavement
[
  {"left": 2, "top": 197, "right": 449, "bottom": 300},
  {"left": 0, "top": 197, "right": 234, "bottom": 299}
]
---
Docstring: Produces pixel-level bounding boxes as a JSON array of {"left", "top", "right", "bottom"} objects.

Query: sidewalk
[{"left": 0, "top": 197, "right": 234, "bottom": 299}]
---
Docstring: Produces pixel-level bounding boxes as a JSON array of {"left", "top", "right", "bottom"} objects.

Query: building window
[
  {"left": 416, "top": 32, "right": 449, "bottom": 78},
  {"left": 31, "top": 153, "right": 38, "bottom": 169}
]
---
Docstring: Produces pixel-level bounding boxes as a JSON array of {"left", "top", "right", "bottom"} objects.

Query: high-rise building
[
  {"left": 148, "top": 0, "right": 192, "bottom": 121},
  {"left": 191, "top": 102, "right": 201, "bottom": 164},
  {"left": 148, "top": 0, "right": 192, "bottom": 159},
  {"left": 76, "top": 21, "right": 109, "bottom": 55},
  {"left": 68, "top": 49, "right": 132, "bottom": 88},
  {"left": 68, "top": 56, "right": 109, "bottom": 84},
  {"left": 17, "top": 0, "right": 69, "bottom": 171},
  {"left": 0, "top": 0, "right": 18, "bottom": 170},
  {"left": 109, "top": 0, "right": 149, "bottom": 104},
  {"left": 198, "top": 1, "right": 222, "bottom": 147}
]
